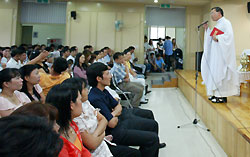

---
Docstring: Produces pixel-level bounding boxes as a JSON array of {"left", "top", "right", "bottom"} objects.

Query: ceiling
[{"left": 83, "top": 0, "right": 211, "bottom": 6}]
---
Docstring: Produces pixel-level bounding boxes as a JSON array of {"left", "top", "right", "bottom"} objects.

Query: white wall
[
  {"left": 23, "top": 24, "right": 66, "bottom": 45},
  {"left": 204, "top": 1, "right": 250, "bottom": 64},
  {"left": 0, "top": 0, "right": 18, "bottom": 46},
  {"left": 66, "top": 2, "right": 145, "bottom": 61}
]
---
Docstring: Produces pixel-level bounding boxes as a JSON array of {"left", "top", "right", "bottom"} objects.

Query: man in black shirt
[{"left": 87, "top": 62, "right": 166, "bottom": 157}]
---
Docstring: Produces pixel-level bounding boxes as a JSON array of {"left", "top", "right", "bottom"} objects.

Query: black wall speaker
[
  {"left": 248, "top": 2, "right": 250, "bottom": 13},
  {"left": 71, "top": 11, "right": 76, "bottom": 20}
]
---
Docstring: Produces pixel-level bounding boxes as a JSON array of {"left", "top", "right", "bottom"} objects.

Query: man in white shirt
[
  {"left": 51, "top": 45, "right": 63, "bottom": 58},
  {"left": 66, "top": 46, "right": 78, "bottom": 64},
  {"left": 6, "top": 47, "right": 26, "bottom": 69}
]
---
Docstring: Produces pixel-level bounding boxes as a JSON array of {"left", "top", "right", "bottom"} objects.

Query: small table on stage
[
  {"left": 238, "top": 71, "right": 250, "bottom": 83},
  {"left": 238, "top": 71, "right": 250, "bottom": 91}
]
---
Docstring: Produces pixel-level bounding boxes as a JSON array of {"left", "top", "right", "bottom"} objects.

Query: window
[
  {"left": 166, "top": 28, "right": 175, "bottom": 38},
  {"left": 149, "top": 26, "right": 176, "bottom": 48}
]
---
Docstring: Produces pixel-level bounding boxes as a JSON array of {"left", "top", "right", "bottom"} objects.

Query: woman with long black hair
[
  {"left": 46, "top": 84, "right": 91, "bottom": 157},
  {"left": 19, "top": 64, "right": 45, "bottom": 103}
]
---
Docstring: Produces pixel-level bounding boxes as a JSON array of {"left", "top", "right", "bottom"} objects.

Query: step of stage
[{"left": 151, "top": 72, "right": 178, "bottom": 88}]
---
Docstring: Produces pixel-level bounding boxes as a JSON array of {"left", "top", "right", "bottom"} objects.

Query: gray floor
[{"left": 139, "top": 74, "right": 227, "bottom": 157}]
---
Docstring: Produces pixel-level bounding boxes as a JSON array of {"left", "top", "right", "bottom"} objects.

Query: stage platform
[{"left": 175, "top": 70, "right": 250, "bottom": 157}]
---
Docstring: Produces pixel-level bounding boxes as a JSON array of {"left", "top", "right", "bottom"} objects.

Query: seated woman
[
  {"left": 0, "top": 115, "right": 63, "bottom": 156},
  {"left": 11, "top": 101, "right": 59, "bottom": 132},
  {"left": 46, "top": 84, "right": 91, "bottom": 157},
  {"left": 19, "top": 64, "right": 45, "bottom": 103},
  {"left": 83, "top": 50, "right": 92, "bottom": 67},
  {"left": 73, "top": 53, "right": 88, "bottom": 80},
  {"left": 62, "top": 78, "right": 112, "bottom": 157},
  {"left": 0, "top": 68, "right": 31, "bottom": 117}
]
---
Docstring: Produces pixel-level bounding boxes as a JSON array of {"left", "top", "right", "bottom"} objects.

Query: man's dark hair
[
  {"left": 52, "top": 57, "right": 68, "bottom": 74},
  {"left": 165, "top": 36, "right": 171, "bottom": 40},
  {"left": 113, "top": 52, "right": 123, "bottom": 60},
  {"left": 0, "top": 115, "right": 63, "bottom": 157},
  {"left": 211, "top": 7, "right": 224, "bottom": 16},
  {"left": 83, "top": 45, "right": 92, "bottom": 50},
  {"left": 61, "top": 46, "right": 69, "bottom": 54},
  {"left": 93, "top": 50, "right": 101, "bottom": 56},
  {"left": 57, "top": 45, "right": 64, "bottom": 50},
  {"left": 11, "top": 45, "right": 17, "bottom": 51},
  {"left": 86, "top": 62, "right": 108, "bottom": 87},
  {"left": 50, "top": 44, "right": 55, "bottom": 48},
  {"left": 156, "top": 53, "right": 161, "bottom": 58},
  {"left": 70, "top": 46, "right": 77, "bottom": 52},
  {"left": 11, "top": 47, "right": 26, "bottom": 57}
]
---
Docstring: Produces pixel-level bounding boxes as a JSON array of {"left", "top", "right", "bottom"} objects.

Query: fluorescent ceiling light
[{"left": 154, "top": 0, "right": 158, "bottom": 3}]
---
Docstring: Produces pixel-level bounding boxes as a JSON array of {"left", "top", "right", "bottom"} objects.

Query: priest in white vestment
[{"left": 201, "top": 7, "right": 239, "bottom": 103}]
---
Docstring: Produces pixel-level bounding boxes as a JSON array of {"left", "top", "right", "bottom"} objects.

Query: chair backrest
[{"left": 110, "top": 73, "right": 133, "bottom": 108}]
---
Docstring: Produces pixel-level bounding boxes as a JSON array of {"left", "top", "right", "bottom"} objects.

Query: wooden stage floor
[{"left": 175, "top": 70, "right": 250, "bottom": 157}]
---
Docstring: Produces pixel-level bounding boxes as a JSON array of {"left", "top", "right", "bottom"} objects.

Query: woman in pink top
[
  {"left": 19, "top": 64, "right": 45, "bottom": 103},
  {"left": 0, "top": 68, "right": 31, "bottom": 117},
  {"left": 73, "top": 53, "right": 88, "bottom": 80}
]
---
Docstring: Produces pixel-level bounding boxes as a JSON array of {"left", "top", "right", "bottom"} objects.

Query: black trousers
[
  {"left": 165, "top": 54, "right": 172, "bottom": 70},
  {"left": 108, "top": 144, "right": 141, "bottom": 157},
  {"left": 124, "top": 107, "right": 155, "bottom": 120},
  {"left": 110, "top": 108, "right": 160, "bottom": 157}
]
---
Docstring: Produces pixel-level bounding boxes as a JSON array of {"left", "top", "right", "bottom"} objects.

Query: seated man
[
  {"left": 39, "top": 57, "right": 70, "bottom": 96},
  {"left": 87, "top": 62, "right": 166, "bottom": 157},
  {"left": 148, "top": 52, "right": 157, "bottom": 72},
  {"left": 6, "top": 47, "right": 26, "bottom": 69},
  {"left": 128, "top": 46, "right": 147, "bottom": 76},
  {"left": 155, "top": 53, "right": 166, "bottom": 72},
  {"left": 111, "top": 52, "right": 144, "bottom": 107}
]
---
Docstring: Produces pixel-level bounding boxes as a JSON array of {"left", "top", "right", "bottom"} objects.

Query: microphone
[{"left": 197, "top": 21, "right": 208, "bottom": 29}]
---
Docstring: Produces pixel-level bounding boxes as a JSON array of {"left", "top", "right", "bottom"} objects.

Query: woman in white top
[
  {"left": 62, "top": 78, "right": 113, "bottom": 157},
  {"left": 19, "top": 64, "right": 45, "bottom": 103},
  {"left": 148, "top": 39, "right": 156, "bottom": 56},
  {"left": 0, "top": 68, "right": 31, "bottom": 117}
]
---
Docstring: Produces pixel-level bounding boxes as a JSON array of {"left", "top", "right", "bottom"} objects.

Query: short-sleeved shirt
[
  {"left": 155, "top": 58, "right": 165, "bottom": 68},
  {"left": 73, "top": 100, "right": 113, "bottom": 157},
  {"left": 163, "top": 40, "right": 173, "bottom": 56},
  {"left": 39, "top": 72, "right": 70, "bottom": 96},
  {"left": 6, "top": 58, "right": 22, "bottom": 69},
  {"left": 88, "top": 87, "right": 118, "bottom": 122},
  {"left": 110, "top": 62, "right": 127, "bottom": 84}
]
